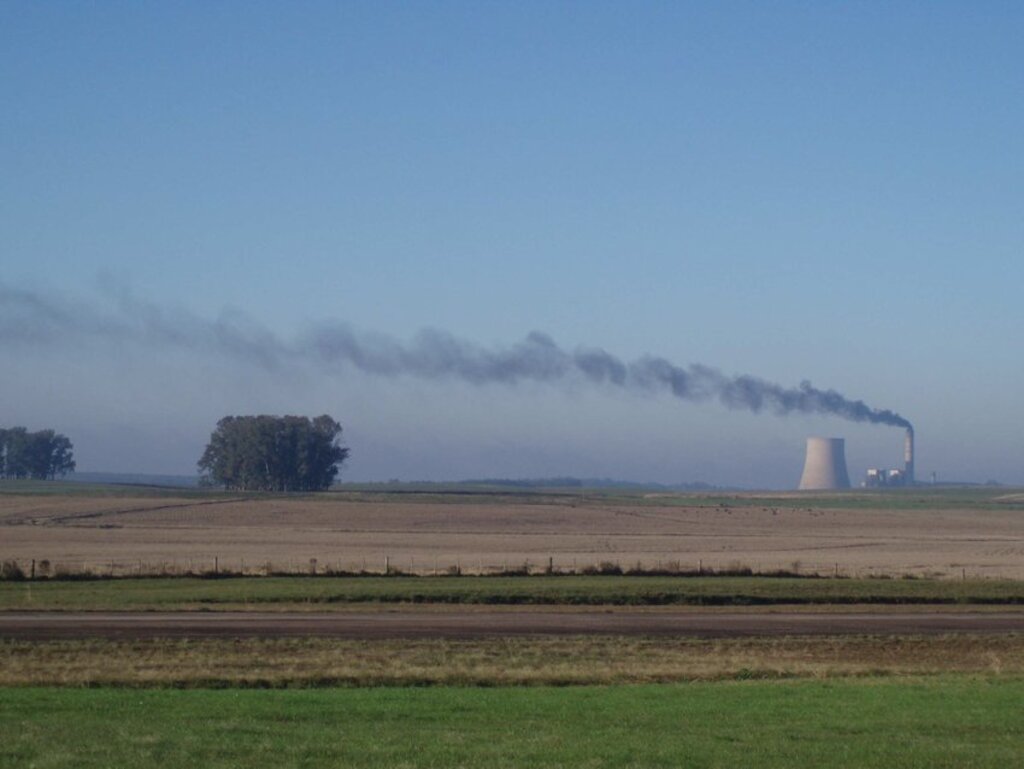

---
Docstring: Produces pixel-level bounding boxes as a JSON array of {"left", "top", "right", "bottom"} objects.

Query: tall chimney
[
  {"left": 798, "top": 437, "right": 851, "bottom": 490},
  {"left": 904, "top": 426, "right": 915, "bottom": 485}
]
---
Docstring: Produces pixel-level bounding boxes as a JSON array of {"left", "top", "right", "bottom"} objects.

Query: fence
[{"left": 0, "top": 555, "right": 978, "bottom": 581}]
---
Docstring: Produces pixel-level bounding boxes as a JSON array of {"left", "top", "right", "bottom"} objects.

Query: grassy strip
[
  {"left": 2, "top": 634, "right": 1023, "bottom": 688},
  {"left": 3, "top": 575, "right": 1024, "bottom": 610},
  {"left": 0, "top": 480, "right": 229, "bottom": 499},
  {"left": 4, "top": 478, "right": 1023, "bottom": 510},
  {"left": 3, "top": 680, "right": 1024, "bottom": 768}
]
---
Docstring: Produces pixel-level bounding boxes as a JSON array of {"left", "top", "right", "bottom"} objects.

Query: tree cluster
[
  {"left": 0, "top": 427, "right": 76, "bottom": 480},
  {"left": 198, "top": 415, "right": 349, "bottom": 491}
]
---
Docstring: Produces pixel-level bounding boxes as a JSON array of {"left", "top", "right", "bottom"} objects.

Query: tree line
[
  {"left": 0, "top": 427, "right": 76, "bottom": 480},
  {"left": 198, "top": 415, "right": 349, "bottom": 491}
]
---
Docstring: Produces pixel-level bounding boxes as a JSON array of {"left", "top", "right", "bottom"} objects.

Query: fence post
[
  {"left": 214, "top": 556, "right": 218, "bottom": 575},
  {"left": 385, "top": 556, "right": 390, "bottom": 575},
  {"left": 31, "top": 559, "right": 35, "bottom": 580},
  {"left": 698, "top": 559, "right": 703, "bottom": 575}
]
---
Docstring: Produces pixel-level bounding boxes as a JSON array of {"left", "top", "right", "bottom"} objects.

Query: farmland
[
  {"left": 3, "top": 482, "right": 1024, "bottom": 578},
  {"left": 4, "top": 482, "right": 1024, "bottom": 768}
]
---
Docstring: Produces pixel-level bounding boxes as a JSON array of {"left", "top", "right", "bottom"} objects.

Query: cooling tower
[{"left": 798, "top": 437, "right": 851, "bottom": 490}]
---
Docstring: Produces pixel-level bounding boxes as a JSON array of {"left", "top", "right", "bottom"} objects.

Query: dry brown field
[
  {"left": 3, "top": 486, "right": 1024, "bottom": 578},
  {"left": 5, "top": 634, "right": 1023, "bottom": 687}
]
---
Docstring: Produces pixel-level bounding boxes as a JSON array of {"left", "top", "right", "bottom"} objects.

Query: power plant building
[
  {"left": 864, "top": 467, "right": 908, "bottom": 487},
  {"left": 800, "top": 426, "right": 915, "bottom": 490},
  {"left": 863, "top": 428, "right": 916, "bottom": 487}
]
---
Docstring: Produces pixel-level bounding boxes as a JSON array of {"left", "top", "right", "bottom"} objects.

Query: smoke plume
[{"left": 1, "top": 283, "right": 911, "bottom": 429}]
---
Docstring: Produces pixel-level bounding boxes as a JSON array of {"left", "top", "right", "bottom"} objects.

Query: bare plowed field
[{"left": 3, "top": 488, "right": 1024, "bottom": 578}]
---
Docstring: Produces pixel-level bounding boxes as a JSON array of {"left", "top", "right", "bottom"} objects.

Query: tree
[
  {"left": 2, "top": 427, "right": 29, "bottom": 479},
  {"left": 31, "top": 430, "right": 76, "bottom": 479},
  {"left": 198, "top": 414, "right": 349, "bottom": 491},
  {"left": 0, "top": 426, "right": 75, "bottom": 479}
]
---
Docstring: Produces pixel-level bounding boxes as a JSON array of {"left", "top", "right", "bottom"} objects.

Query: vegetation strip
[
  {"left": 4, "top": 575, "right": 1024, "bottom": 611},
  {"left": 3, "top": 634, "right": 1024, "bottom": 688},
  {"left": 3, "top": 478, "right": 1023, "bottom": 511},
  {"left": 3, "top": 680, "right": 1024, "bottom": 768}
]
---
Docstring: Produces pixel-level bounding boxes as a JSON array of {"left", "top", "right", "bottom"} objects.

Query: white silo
[{"left": 798, "top": 437, "right": 851, "bottom": 490}]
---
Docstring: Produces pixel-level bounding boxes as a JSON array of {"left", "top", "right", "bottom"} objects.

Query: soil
[{"left": 3, "top": 492, "right": 1024, "bottom": 578}]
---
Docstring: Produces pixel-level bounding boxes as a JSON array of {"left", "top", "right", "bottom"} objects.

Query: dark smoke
[{"left": 0, "top": 283, "right": 911, "bottom": 429}]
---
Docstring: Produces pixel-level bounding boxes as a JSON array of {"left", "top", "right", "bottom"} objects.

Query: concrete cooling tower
[{"left": 798, "top": 437, "right": 851, "bottom": 490}]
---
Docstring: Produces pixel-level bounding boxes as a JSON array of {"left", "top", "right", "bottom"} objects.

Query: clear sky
[{"left": 2, "top": 2, "right": 1022, "bottom": 487}]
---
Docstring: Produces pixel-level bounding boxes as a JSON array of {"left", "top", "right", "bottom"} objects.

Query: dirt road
[{"left": 3, "top": 610, "right": 1024, "bottom": 640}]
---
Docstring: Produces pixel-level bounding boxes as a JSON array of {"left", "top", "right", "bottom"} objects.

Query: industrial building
[
  {"left": 799, "top": 427, "right": 915, "bottom": 491},
  {"left": 862, "top": 427, "right": 916, "bottom": 487},
  {"left": 864, "top": 467, "right": 909, "bottom": 487}
]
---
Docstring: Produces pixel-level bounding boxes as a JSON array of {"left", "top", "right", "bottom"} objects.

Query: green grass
[
  {"left": 0, "top": 479, "right": 228, "bottom": 499},
  {"left": 323, "top": 484, "right": 1024, "bottom": 511},
  {"left": 3, "top": 574, "right": 1024, "bottom": 610},
  {"left": 2, "top": 679, "right": 1022, "bottom": 768},
  {"left": 5, "top": 478, "right": 1022, "bottom": 511}
]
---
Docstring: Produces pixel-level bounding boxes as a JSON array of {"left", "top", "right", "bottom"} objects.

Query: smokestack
[
  {"left": 798, "top": 437, "right": 851, "bottom": 490},
  {"left": 904, "top": 426, "right": 915, "bottom": 485}
]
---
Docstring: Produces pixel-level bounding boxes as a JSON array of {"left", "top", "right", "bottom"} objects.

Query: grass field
[
  {"left": 2, "top": 679, "right": 1023, "bottom": 768},
  {"left": 3, "top": 634, "right": 1023, "bottom": 687},
  {"left": 3, "top": 574, "right": 1024, "bottom": 611},
  {"left": 3, "top": 477, "right": 1023, "bottom": 509},
  {"left": 0, "top": 479, "right": 226, "bottom": 499}
]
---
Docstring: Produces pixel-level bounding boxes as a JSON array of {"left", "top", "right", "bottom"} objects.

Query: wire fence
[{"left": 0, "top": 555, "right": 982, "bottom": 581}]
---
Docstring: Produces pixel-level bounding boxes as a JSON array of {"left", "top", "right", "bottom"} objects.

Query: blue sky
[{"left": 2, "top": 2, "right": 1022, "bottom": 486}]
